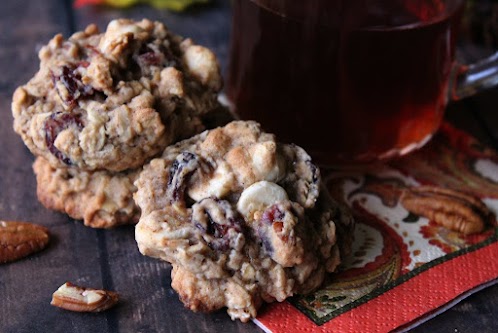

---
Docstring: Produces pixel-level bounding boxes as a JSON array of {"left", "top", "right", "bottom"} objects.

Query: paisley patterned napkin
[{"left": 254, "top": 123, "right": 498, "bottom": 333}]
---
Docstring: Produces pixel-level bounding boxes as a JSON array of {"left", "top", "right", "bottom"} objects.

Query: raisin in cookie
[
  {"left": 13, "top": 19, "right": 222, "bottom": 172},
  {"left": 33, "top": 157, "right": 140, "bottom": 228},
  {"left": 134, "top": 121, "right": 354, "bottom": 322}
]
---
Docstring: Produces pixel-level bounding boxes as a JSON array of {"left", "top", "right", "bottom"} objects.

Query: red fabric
[
  {"left": 257, "top": 241, "right": 498, "bottom": 332},
  {"left": 256, "top": 124, "right": 498, "bottom": 332}
]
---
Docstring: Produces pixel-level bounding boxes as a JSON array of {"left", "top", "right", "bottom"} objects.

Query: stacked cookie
[
  {"left": 12, "top": 19, "right": 354, "bottom": 322},
  {"left": 12, "top": 19, "right": 223, "bottom": 228}
]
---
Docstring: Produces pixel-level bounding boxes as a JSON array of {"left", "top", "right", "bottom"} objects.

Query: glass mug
[{"left": 227, "top": 0, "right": 498, "bottom": 164}]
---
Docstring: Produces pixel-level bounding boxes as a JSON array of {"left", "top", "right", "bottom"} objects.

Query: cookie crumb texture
[
  {"left": 134, "top": 121, "right": 354, "bottom": 322},
  {"left": 33, "top": 157, "right": 140, "bottom": 228},
  {"left": 12, "top": 19, "right": 222, "bottom": 172}
]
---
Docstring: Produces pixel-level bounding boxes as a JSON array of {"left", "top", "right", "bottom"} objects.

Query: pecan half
[
  {"left": 51, "top": 282, "right": 119, "bottom": 312},
  {"left": 0, "top": 220, "right": 49, "bottom": 264},
  {"left": 400, "top": 186, "right": 492, "bottom": 235}
]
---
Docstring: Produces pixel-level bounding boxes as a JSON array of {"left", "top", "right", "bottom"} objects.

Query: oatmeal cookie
[
  {"left": 13, "top": 19, "right": 222, "bottom": 172},
  {"left": 134, "top": 121, "right": 354, "bottom": 322},
  {"left": 33, "top": 157, "right": 140, "bottom": 228}
]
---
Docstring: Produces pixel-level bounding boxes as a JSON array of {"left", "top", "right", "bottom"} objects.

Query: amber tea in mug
[{"left": 227, "top": 0, "right": 465, "bottom": 163}]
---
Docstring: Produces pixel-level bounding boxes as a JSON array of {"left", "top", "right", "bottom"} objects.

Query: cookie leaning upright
[
  {"left": 12, "top": 19, "right": 222, "bottom": 172},
  {"left": 134, "top": 121, "right": 354, "bottom": 322}
]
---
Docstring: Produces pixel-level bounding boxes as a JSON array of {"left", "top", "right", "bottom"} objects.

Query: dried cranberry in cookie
[
  {"left": 134, "top": 121, "right": 354, "bottom": 322},
  {"left": 192, "top": 198, "right": 245, "bottom": 252},
  {"left": 43, "top": 112, "right": 84, "bottom": 165},
  {"left": 12, "top": 19, "right": 222, "bottom": 171}
]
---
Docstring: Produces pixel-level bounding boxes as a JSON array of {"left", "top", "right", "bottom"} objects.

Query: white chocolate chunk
[{"left": 237, "top": 181, "right": 288, "bottom": 219}]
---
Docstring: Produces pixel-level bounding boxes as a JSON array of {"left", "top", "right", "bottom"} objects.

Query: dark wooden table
[{"left": 0, "top": 1, "right": 497, "bottom": 332}]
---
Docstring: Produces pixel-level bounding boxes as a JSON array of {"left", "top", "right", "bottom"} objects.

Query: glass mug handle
[{"left": 450, "top": 51, "right": 498, "bottom": 100}]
